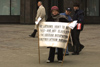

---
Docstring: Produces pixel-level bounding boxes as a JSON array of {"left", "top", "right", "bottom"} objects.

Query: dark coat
[
  {"left": 46, "top": 14, "right": 69, "bottom": 49},
  {"left": 73, "top": 9, "right": 84, "bottom": 31},
  {"left": 46, "top": 14, "right": 69, "bottom": 61}
]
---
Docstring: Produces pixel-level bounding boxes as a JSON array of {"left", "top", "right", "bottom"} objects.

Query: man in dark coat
[{"left": 72, "top": 3, "right": 84, "bottom": 55}]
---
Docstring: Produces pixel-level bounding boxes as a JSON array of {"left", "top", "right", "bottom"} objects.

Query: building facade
[{"left": 0, "top": 0, "right": 100, "bottom": 24}]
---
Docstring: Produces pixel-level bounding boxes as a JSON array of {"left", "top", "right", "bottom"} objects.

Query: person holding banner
[
  {"left": 55, "top": 8, "right": 73, "bottom": 55},
  {"left": 46, "top": 6, "right": 69, "bottom": 63},
  {"left": 29, "top": 1, "right": 46, "bottom": 38},
  {"left": 71, "top": 3, "right": 84, "bottom": 55},
  {"left": 60, "top": 8, "right": 72, "bottom": 55}
]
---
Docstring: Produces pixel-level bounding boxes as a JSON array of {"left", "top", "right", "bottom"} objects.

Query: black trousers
[
  {"left": 71, "top": 29, "right": 82, "bottom": 53},
  {"left": 48, "top": 47, "right": 63, "bottom": 62}
]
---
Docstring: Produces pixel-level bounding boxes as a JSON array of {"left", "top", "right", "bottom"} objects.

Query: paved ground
[{"left": 0, "top": 24, "right": 100, "bottom": 67}]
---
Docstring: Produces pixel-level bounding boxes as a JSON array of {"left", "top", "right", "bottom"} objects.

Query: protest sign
[{"left": 39, "top": 22, "right": 71, "bottom": 49}]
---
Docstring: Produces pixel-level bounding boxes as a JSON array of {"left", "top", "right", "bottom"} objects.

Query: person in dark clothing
[
  {"left": 71, "top": 3, "right": 84, "bottom": 55},
  {"left": 46, "top": 6, "right": 69, "bottom": 63}
]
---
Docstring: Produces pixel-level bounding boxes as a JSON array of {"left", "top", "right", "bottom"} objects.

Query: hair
[
  {"left": 38, "top": 1, "right": 42, "bottom": 5},
  {"left": 73, "top": 2, "right": 80, "bottom": 7}
]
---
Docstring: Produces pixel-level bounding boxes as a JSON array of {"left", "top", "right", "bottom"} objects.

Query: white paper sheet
[
  {"left": 35, "top": 17, "right": 42, "bottom": 25},
  {"left": 68, "top": 20, "right": 77, "bottom": 29}
]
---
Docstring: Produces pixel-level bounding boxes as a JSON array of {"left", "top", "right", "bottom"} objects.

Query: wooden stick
[
  {"left": 38, "top": 26, "right": 40, "bottom": 64},
  {"left": 70, "top": 33, "right": 73, "bottom": 46},
  {"left": 61, "top": 29, "right": 71, "bottom": 66}
]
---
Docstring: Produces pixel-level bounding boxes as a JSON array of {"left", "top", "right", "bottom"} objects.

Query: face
[
  {"left": 65, "top": 10, "right": 71, "bottom": 15},
  {"left": 52, "top": 10, "right": 59, "bottom": 16},
  {"left": 38, "top": 2, "right": 41, "bottom": 7},
  {"left": 73, "top": 6, "right": 79, "bottom": 11}
]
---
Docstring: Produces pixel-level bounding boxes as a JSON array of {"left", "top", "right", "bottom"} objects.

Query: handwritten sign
[{"left": 39, "top": 22, "right": 70, "bottom": 49}]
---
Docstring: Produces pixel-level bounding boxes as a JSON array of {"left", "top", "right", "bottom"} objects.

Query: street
[{"left": 0, "top": 24, "right": 100, "bottom": 67}]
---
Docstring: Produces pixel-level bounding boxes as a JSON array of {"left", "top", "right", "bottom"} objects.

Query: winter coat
[
  {"left": 73, "top": 9, "right": 84, "bottom": 31},
  {"left": 47, "top": 14, "right": 69, "bottom": 22},
  {"left": 35, "top": 5, "right": 46, "bottom": 22},
  {"left": 34, "top": 5, "right": 46, "bottom": 30}
]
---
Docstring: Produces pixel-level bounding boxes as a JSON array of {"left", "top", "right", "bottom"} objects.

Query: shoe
[
  {"left": 79, "top": 45, "right": 84, "bottom": 52},
  {"left": 29, "top": 35, "right": 35, "bottom": 38},
  {"left": 30, "top": 30, "right": 37, "bottom": 38},
  {"left": 58, "top": 60, "right": 62, "bottom": 63},
  {"left": 63, "top": 54, "right": 69, "bottom": 56},
  {"left": 47, "top": 60, "right": 50, "bottom": 63},
  {"left": 46, "top": 60, "right": 53, "bottom": 63},
  {"left": 65, "top": 54, "right": 69, "bottom": 56},
  {"left": 72, "top": 52, "right": 79, "bottom": 55}
]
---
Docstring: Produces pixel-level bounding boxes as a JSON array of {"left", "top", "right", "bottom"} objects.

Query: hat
[
  {"left": 73, "top": 3, "right": 80, "bottom": 7},
  {"left": 66, "top": 8, "right": 72, "bottom": 11},
  {"left": 51, "top": 6, "right": 59, "bottom": 11}
]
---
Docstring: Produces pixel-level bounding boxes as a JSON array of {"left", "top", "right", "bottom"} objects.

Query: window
[
  {"left": 11, "top": 0, "right": 20, "bottom": 15},
  {"left": 0, "top": 0, "right": 20, "bottom": 15},
  {"left": 0, "top": 0, "right": 10, "bottom": 15},
  {"left": 87, "top": 0, "right": 99, "bottom": 16}
]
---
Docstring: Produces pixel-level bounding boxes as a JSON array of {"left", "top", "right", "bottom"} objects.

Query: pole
[
  {"left": 61, "top": 29, "right": 71, "bottom": 65},
  {"left": 38, "top": 26, "right": 40, "bottom": 64}
]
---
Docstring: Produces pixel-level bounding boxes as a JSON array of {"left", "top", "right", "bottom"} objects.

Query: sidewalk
[{"left": 0, "top": 24, "right": 100, "bottom": 67}]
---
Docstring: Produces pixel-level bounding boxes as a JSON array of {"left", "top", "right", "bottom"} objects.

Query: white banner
[{"left": 39, "top": 22, "right": 70, "bottom": 49}]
